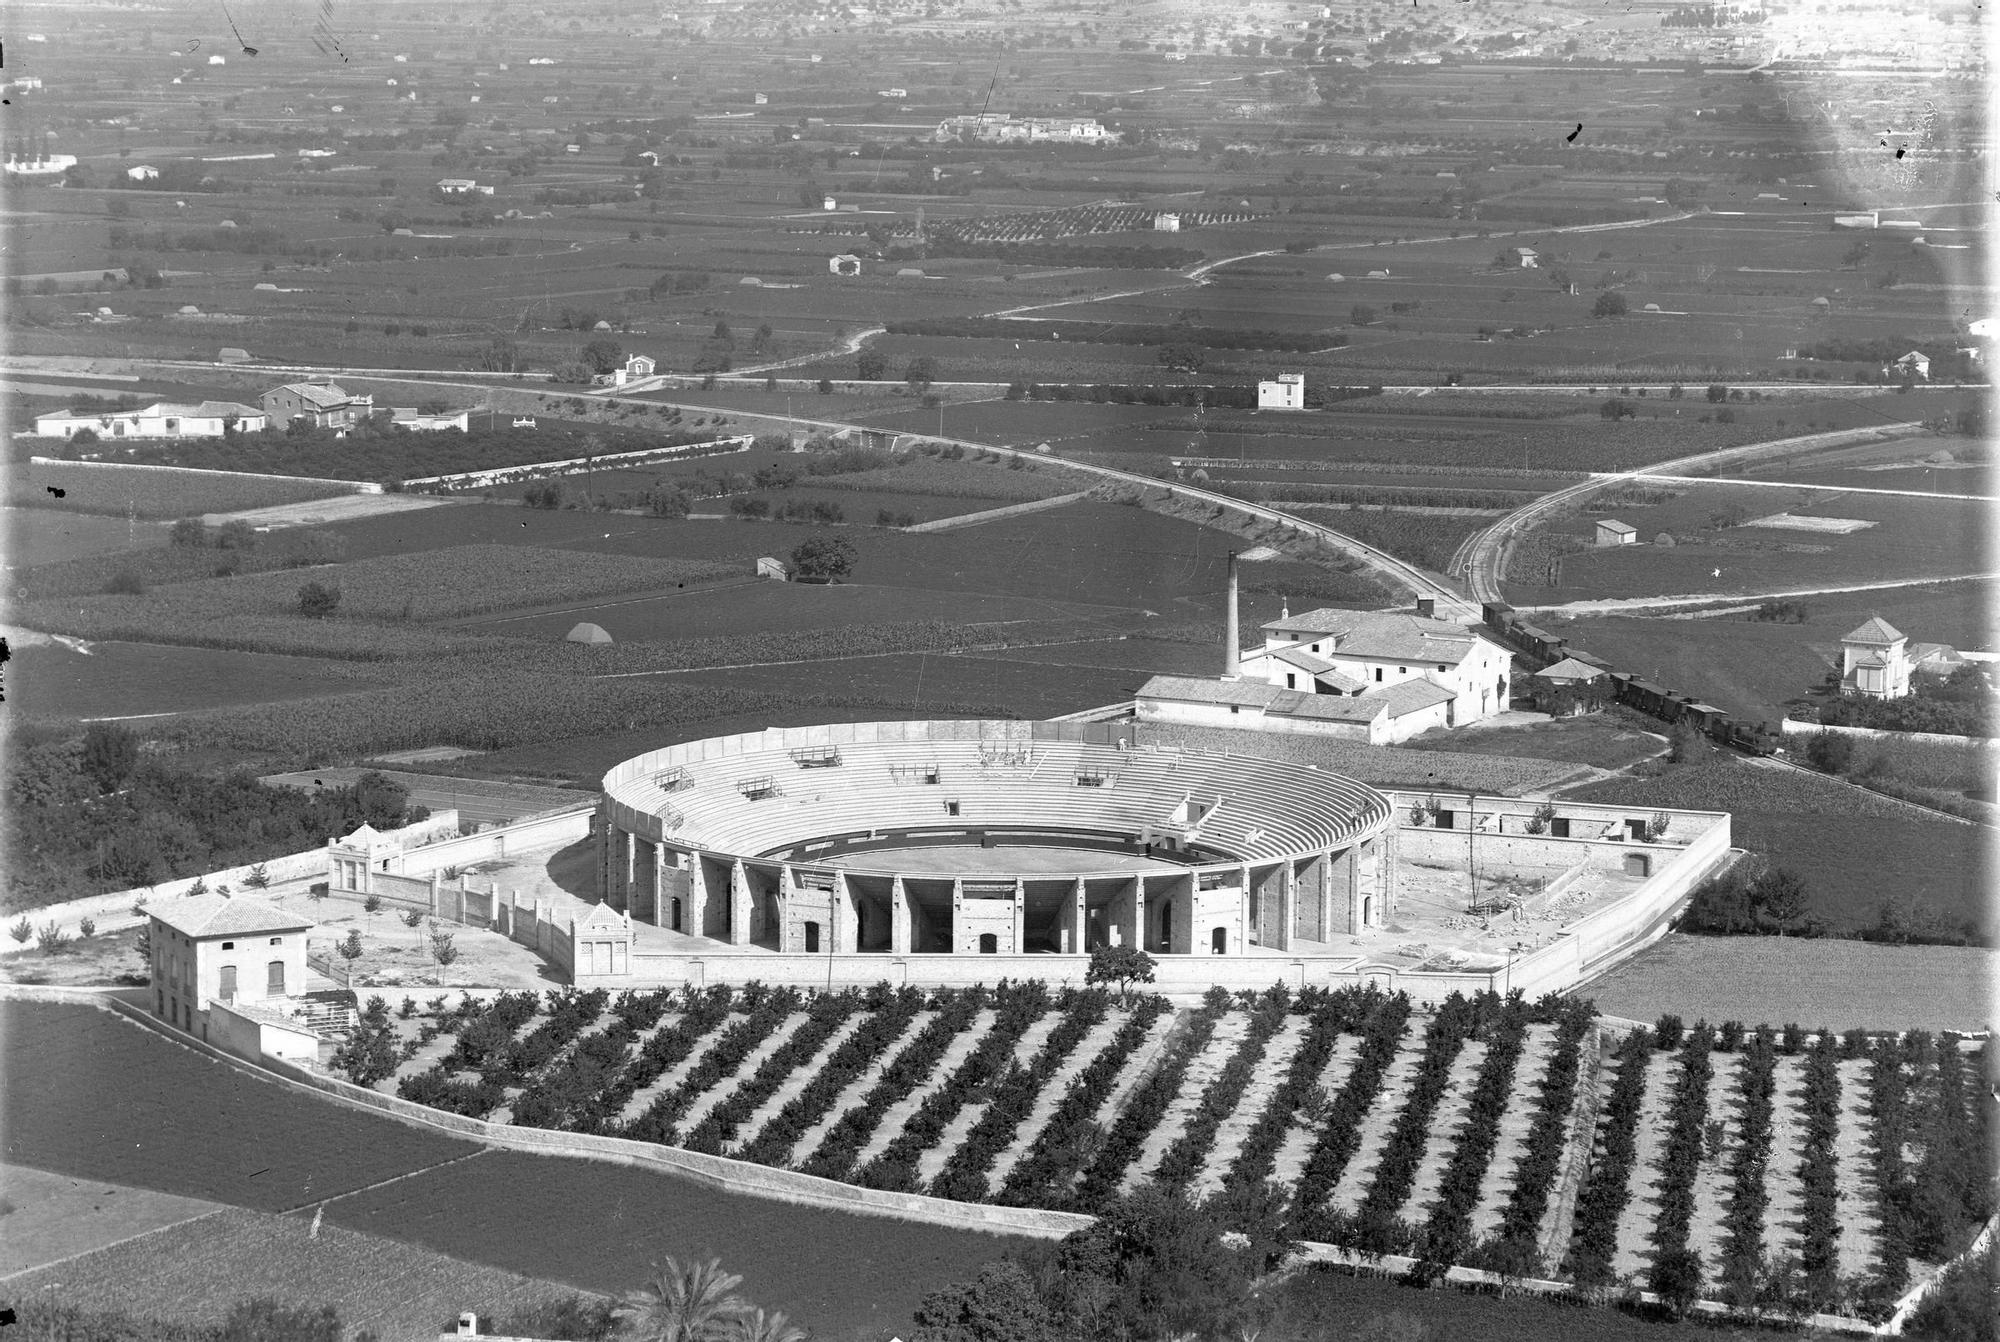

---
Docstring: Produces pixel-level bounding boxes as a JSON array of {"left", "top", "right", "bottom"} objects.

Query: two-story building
[
  {"left": 1840, "top": 615, "right": 1914, "bottom": 699},
  {"left": 260, "top": 379, "right": 376, "bottom": 431},
  {"left": 1257, "top": 373, "right": 1305, "bottom": 410},
  {"left": 148, "top": 895, "right": 314, "bottom": 1048},
  {"left": 1239, "top": 603, "right": 1514, "bottom": 730}
]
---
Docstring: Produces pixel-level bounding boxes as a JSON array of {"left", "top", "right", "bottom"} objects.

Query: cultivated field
[{"left": 363, "top": 982, "right": 1993, "bottom": 1321}]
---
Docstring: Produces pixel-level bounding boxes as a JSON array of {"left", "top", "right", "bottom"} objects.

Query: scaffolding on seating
[
  {"left": 789, "top": 746, "right": 843, "bottom": 769},
  {"left": 888, "top": 762, "right": 942, "bottom": 785},
  {"left": 653, "top": 766, "right": 694, "bottom": 793},
  {"left": 737, "top": 776, "right": 782, "bottom": 800},
  {"left": 1074, "top": 770, "right": 1115, "bottom": 788},
  {"left": 979, "top": 745, "right": 1034, "bottom": 768}
]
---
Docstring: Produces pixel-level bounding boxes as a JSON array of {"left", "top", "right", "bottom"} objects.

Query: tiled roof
[
  {"left": 1137, "top": 675, "right": 1281, "bottom": 707},
  {"left": 1258, "top": 610, "right": 1493, "bottom": 666},
  {"left": 1849, "top": 652, "right": 1888, "bottom": 669},
  {"left": 1843, "top": 616, "right": 1905, "bottom": 645},
  {"left": 1533, "top": 656, "right": 1607, "bottom": 682},
  {"left": 149, "top": 894, "right": 314, "bottom": 939},
  {"left": 1266, "top": 646, "right": 1338, "bottom": 675},
  {"left": 1596, "top": 519, "right": 1637, "bottom": 534},
  {"left": 268, "top": 380, "right": 365, "bottom": 409},
  {"left": 1278, "top": 693, "right": 1385, "bottom": 723},
  {"left": 1375, "top": 678, "right": 1456, "bottom": 717},
  {"left": 1910, "top": 642, "right": 1963, "bottom": 666}
]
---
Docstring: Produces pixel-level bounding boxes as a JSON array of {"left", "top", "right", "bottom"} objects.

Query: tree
[
  {"left": 363, "top": 892, "right": 382, "bottom": 918},
  {"left": 9, "top": 917, "right": 32, "bottom": 946},
  {"left": 297, "top": 582, "right": 342, "bottom": 618},
  {"left": 170, "top": 517, "right": 209, "bottom": 547},
  {"left": 353, "top": 770, "right": 412, "bottom": 828},
  {"left": 337, "top": 928, "right": 364, "bottom": 967},
  {"left": 1751, "top": 867, "right": 1810, "bottom": 935},
  {"left": 402, "top": 907, "right": 427, "bottom": 949},
  {"left": 912, "top": 1260, "right": 1056, "bottom": 1342},
  {"left": 1706, "top": 383, "right": 1730, "bottom": 403},
  {"left": 1085, "top": 945, "right": 1156, "bottom": 1006},
  {"left": 216, "top": 519, "right": 257, "bottom": 551},
  {"left": 1599, "top": 397, "right": 1637, "bottom": 420},
  {"left": 904, "top": 356, "right": 939, "bottom": 391},
  {"left": 581, "top": 337, "right": 624, "bottom": 375},
  {"left": 816, "top": 377, "right": 833, "bottom": 395},
  {"left": 244, "top": 862, "right": 271, "bottom": 891},
  {"left": 788, "top": 535, "right": 855, "bottom": 582},
  {"left": 80, "top": 722, "right": 139, "bottom": 794},
  {"left": 1668, "top": 719, "right": 1705, "bottom": 762},
  {"left": 857, "top": 348, "right": 887, "bottom": 380},
  {"left": 429, "top": 924, "right": 459, "bottom": 985},
  {"left": 1804, "top": 729, "right": 1853, "bottom": 775},
  {"left": 1156, "top": 342, "right": 1205, "bottom": 373},
  {"left": 1350, "top": 303, "right": 1379, "bottom": 327},
  {"left": 1592, "top": 290, "right": 1629, "bottom": 318},
  {"left": 734, "top": 1308, "right": 809, "bottom": 1342},
  {"left": 613, "top": 1256, "right": 749, "bottom": 1342}
]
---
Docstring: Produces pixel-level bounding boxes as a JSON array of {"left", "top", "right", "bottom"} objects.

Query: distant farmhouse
[
  {"left": 261, "top": 379, "right": 376, "bottom": 430},
  {"left": 3, "top": 152, "right": 78, "bottom": 176},
  {"left": 1136, "top": 559, "right": 1513, "bottom": 744},
  {"left": 1257, "top": 373, "right": 1305, "bottom": 410},
  {"left": 390, "top": 407, "right": 470, "bottom": 432},
  {"left": 933, "top": 113, "right": 1114, "bottom": 145},
  {"left": 1888, "top": 350, "right": 1930, "bottom": 381},
  {"left": 148, "top": 895, "right": 322, "bottom": 1062},
  {"left": 1839, "top": 615, "right": 1965, "bottom": 700},
  {"left": 436, "top": 177, "right": 495, "bottom": 196},
  {"left": 34, "top": 401, "right": 266, "bottom": 440},
  {"left": 613, "top": 354, "right": 655, "bottom": 386}
]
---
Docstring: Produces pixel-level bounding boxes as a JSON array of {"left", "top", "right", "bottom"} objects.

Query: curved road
[{"left": 1453, "top": 420, "right": 1927, "bottom": 606}]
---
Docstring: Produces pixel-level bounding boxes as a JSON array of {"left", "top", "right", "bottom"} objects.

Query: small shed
[
  {"left": 1595, "top": 519, "right": 1638, "bottom": 547},
  {"left": 756, "top": 557, "right": 788, "bottom": 581},
  {"left": 565, "top": 622, "right": 613, "bottom": 645},
  {"left": 218, "top": 347, "right": 251, "bottom": 363},
  {"left": 896, "top": 267, "right": 925, "bottom": 278},
  {"left": 1366, "top": 269, "right": 1391, "bottom": 279},
  {"left": 1324, "top": 273, "right": 1344, "bottom": 282},
  {"left": 739, "top": 276, "right": 762, "bottom": 286}
]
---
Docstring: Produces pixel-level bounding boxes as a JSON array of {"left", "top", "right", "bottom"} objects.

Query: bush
[
  {"left": 105, "top": 569, "right": 146, "bottom": 595},
  {"left": 1592, "top": 290, "right": 1629, "bottom": 318},
  {"left": 296, "top": 582, "right": 342, "bottom": 618}
]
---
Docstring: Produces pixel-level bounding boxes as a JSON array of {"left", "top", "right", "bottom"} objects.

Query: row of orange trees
[
  {"left": 683, "top": 993, "right": 859, "bottom": 1155},
  {"left": 1289, "top": 992, "right": 1416, "bottom": 1237},
  {"left": 735, "top": 985, "right": 928, "bottom": 1168},
  {"left": 624, "top": 987, "right": 805, "bottom": 1145},
  {"left": 928, "top": 988, "right": 1115, "bottom": 1202},
  {"left": 857, "top": 983, "right": 1057, "bottom": 1193},
  {"left": 1070, "top": 987, "right": 1233, "bottom": 1211},
  {"left": 1155, "top": 988, "right": 1294, "bottom": 1192}
]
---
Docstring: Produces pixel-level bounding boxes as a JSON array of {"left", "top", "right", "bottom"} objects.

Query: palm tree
[
  {"left": 613, "top": 1256, "right": 748, "bottom": 1342},
  {"left": 731, "top": 1308, "right": 807, "bottom": 1342}
]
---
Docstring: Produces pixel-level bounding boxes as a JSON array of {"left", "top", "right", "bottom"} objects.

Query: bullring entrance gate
[{"left": 595, "top": 720, "right": 1399, "bottom": 959}]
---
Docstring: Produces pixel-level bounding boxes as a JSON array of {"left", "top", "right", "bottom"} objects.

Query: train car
[
  {"left": 1617, "top": 677, "right": 1684, "bottom": 724},
  {"left": 1682, "top": 702, "right": 1730, "bottom": 735},
  {"left": 1481, "top": 601, "right": 1516, "bottom": 634}
]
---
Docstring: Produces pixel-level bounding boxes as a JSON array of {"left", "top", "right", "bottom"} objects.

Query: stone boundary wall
[
  {"left": 386, "top": 806, "right": 593, "bottom": 879},
  {"left": 10, "top": 811, "right": 462, "bottom": 940},
  {"left": 901, "top": 490, "right": 1090, "bottom": 533},
  {"left": 1779, "top": 719, "right": 1999, "bottom": 750},
  {"left": 26, "top": 455, "right": 380, "bottom": 494}
]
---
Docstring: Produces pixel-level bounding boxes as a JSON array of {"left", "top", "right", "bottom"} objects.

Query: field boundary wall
[
  {"left": 901, "top": 490, "right": 1090, "bottom": 532},
  {"left": 401, "top": 436, "right": 753, "bottom": 491},
  {"left": 1779, "top": 719, "right": 2000, "bottom": 750},
  {"left": 9, "top": 811, "right": 462, "bottom": 939},
  {"left": 1, "top": 986, "right": 1955, "bottom": 1335},
  {"left": 26, "top": 456, "right": 380, "bottom": 494}
]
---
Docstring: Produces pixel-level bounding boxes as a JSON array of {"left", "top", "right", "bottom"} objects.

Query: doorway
[
  {"left": 1361, "top": 894, "right": 1373, "bottom": 926},
  {"left": 978, "top": 932, "right": 998, "bottom": 954},
  {"left": 804, "top": 921, "right": 821, "bottom": 953},
  {"left": 1211, "top": 926, "right": 1227, "bottom": 955},
  {"left": 670, "top": 897, "right": 682, "bottom": 932}
]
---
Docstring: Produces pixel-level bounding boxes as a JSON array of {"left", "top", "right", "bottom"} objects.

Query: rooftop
[
  {"left": 1843, "top": 615, "right": 1906, "bottom": 645},
  {"left": 149, "top": 894, "right": 314, "bottom": 939},
  {"left": 1533, "top": 656, "right": 1608, "bottom": 682},
  {"left": 1261, "top": 609, "right": 1493, "bottom": 666}
]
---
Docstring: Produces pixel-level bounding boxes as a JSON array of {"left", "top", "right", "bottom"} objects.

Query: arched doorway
[
  {"left": 978, "top": 932, "right": 998, "bottom": 954},
  {"left": 1361, "top": 895, "right": 1373, "bottom": 927},
  {"left": 1211, "top": 926, "right": 1227, "bottom": 955},
  {"left": 804, "top": 921, "right": 821, "bottom": 953}
]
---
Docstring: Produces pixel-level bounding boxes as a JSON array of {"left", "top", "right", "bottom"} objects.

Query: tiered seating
[{"left": 604, "top": 729, "right": 1391, "bottom": 870}]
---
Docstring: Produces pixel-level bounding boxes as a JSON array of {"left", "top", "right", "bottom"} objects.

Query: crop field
[
  {"left": 0, "top": 1165, "right": 224, "bottom": 1277},
  {"left": 1400, "top": 713, "right": 1668, "bottom": 772},
  {"left": 1134, "top": 723, "right": 1583, "bottom": 795},
  {"left": 1527, "top": 488, "right": 1986, "bottom": 605},
  {"left": 364, "top": 982, "right": 1992, "bottom": 1321},
  {"left": 672, "top": 651, "right": 1148, "bottom": 720},
  {"left": 13, "top": 460, "right": 355, "bottom": 520},
  {"left": 471, "top": 579, "right": 1119, "bottom": 645},
  {"left": 2, "top": 506, "right": 172, "bottom": 568},
  {"left": 1560, "top": 761, "right": 1988, "bottom": 940},
  {"left": 0, "top": 1001, "right": 476, "bottom": 1207},
  {"left": 11, "top": 640, "right": 382, "bottom": 723},
  {"left": 0, "top": 1205, "right": 594, "bottom": 1342},
  {"left": 1580, "top": 937, "right": 1996, "bottom": 1035}
]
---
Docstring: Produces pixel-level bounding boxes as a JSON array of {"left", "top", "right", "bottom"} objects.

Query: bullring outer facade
[{"left": 590, "top": 719, "right": 1734, "bottom": 997}]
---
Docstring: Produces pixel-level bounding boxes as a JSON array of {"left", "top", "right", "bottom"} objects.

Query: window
[
  {"left": 1229, "top": 704, "right": 1240, "bottom": 714},
  {"left": 945, "top": 800, "right": 961, "bottom": 817},
  {"left": 269, "top": 936, "right": 283, "bottom": 946},
  {"left": 1374, "top": 668, "right": 1383, "bottom": 682},
  {"left": 165, "top": 418, "right": 179, "bottom": 433},
  {"left": 222, "top": 941, "right": 235, "bottom": 950},
  {"left": 1398, "top": 667, "right": 1407, "bottom": 675},
  {"left": 1286, "top": 673, "right": 1296, "bottom": 689},
  {"left": 1438, "top": 664, "right": 1448, "bottom": 671},
  {"left": 218, "top": 965, "right": 238, "bottom": 1000},
  {"left": 267, "top": 961, "right": 285, "bottom": 995}
]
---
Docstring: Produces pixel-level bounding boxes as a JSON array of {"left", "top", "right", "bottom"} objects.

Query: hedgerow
[
  {"left": 1715, "top": 1028, "right": 1778, "bottom": 1306},
  {"left": 1477, "top": 997, "right": 1596, "bottom": 1277}
]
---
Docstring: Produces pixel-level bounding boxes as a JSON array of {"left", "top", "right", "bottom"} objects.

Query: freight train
[{"left": 1483, "top": 602, "right": 1783, "bottom": 755}]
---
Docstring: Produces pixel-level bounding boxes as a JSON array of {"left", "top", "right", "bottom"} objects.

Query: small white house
[
  {"left": 126, "top": 164, "right": 160, "bottom": 181},
  {"left": 1512, "top": 247, "right": 1539, "bottom": 268},
  {"left": 1889, "top": 350, "right": 1931, "bottom": 381},
  {"left": 1595, "top": 519, "right": 1638, "bottom": 547},
  {"left": 822, "top": 195, "right": 837, "bottom": 211},
  {"left": 1841, "top": 615, "right": 1913, "bottom": 699},
  {"left": 1257, "top": 373, "right": 1305, "bottom": 411},
  {"left": 612, "top": 354, "right": 657, "bottom": 387},
  {"left": 36, "top": 401, "right": 268, "bottom": 440},
  {"left": 828, "top": 254, "right": 861, "bottom": 276},
  {"left": 1153, "top": 212, "right": 1181, "bottom": 232}
]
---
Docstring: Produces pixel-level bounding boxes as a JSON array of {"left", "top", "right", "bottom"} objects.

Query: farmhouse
[
  {"left": 1528, "top": 656, "right": 1611, "bottom": 716},
  {"left": 1595, "top": 519, "right": 1638, "bottom": 547},
  {"left": 34, "top": 401, "right": 268, "bottom": 440},
  {"left": 1888, "top": 350, "right": 1931, "bottom": 381},
  {"left": 1840, "top": 615, "right": 1915, "bottom": 699},
  {"left": 391, "top": 407, "right": 471, "bottom": 432},
  {"left": 260, "top": 379, "right": 376, "bottom": 430},
  {"left": 147, "top": 895, "right": 319, "bottom": 1061},
  {"left": 933, "top": 113, "right": 1114, "bottom": 145},
  {"left": 1512, "top": 247, "right": 1540, "bottom": 268},
  {"left": 612, "top": 353, "right": 656, "bottom": 386},
  {"left": 828, "top": 253, "right": 862, "bottom": 276},
  {"left": 436, "top": 177, "right": 494, "bottom": 196},
  {"left": 1256, "top": 372, "right": 1305, "bottom": 411},
  {"left": 1136, "top": 560, "right": 1512, "bottom": 744},
  {"left": 2, "top": 152, "right": 77, "bottom": 176},
  {"left": 1153, "top": 212, "right": 1181, "bottom": 231},
  {"left": 126, "top": 163, "right": 160, "bottom": 181}
]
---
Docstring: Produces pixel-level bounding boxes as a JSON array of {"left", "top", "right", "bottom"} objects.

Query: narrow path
[{"left": 1514, "top": 570, "right": 1997, "bottom": 618}]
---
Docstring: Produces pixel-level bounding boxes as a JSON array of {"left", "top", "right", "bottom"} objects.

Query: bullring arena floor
[{"left": 826, "top": 844, "right": 1184, "bottom": 877}]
